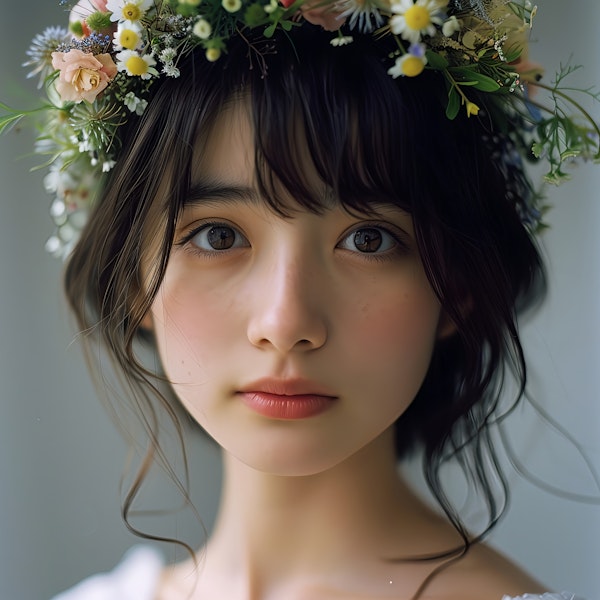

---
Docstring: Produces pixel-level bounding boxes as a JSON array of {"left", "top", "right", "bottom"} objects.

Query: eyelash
[
  {"left": 337, "top": 223, "right": 411, "bottom": 262},
  {"left": 177, "top": 221, "right": 249, "bottom": 258},
  {"left": 177, "top": 221, "right": 411, "bottom": 261}
]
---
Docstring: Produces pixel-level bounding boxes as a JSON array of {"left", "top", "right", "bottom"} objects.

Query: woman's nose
[{"left": 246, "top": 248, "right": 328, "bottom": 354}]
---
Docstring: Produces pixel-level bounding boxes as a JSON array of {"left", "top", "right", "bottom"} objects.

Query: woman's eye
[
  {"left": 339, "top": 226, "right": 398, "bottom": 254},
  {"left": 190, "top": 224, "right": 248, "bottom": 251}
]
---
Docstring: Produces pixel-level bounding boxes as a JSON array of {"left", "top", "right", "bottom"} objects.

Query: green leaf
[
  {"left": 0, "top": 113, "right": 25, "bottom": 135},
  {"left": 264, "top": 23, "right": 276, "bottom": 38},
  {"left": 425, "top": 50, "right": 448, "bottom": 70},
  {"left": 451, "top": 68, "right": 501, "bottom": 92},
  {"left": 560, "top": 149, "right": 581, "bottom": 160},
  {"left": 446, "top": 88, "right": 460, "bottom": 120}
]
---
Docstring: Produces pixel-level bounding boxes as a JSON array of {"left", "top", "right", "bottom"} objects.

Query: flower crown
[{"left": 2, "top": 0, "right": 599, "bottom": 258}]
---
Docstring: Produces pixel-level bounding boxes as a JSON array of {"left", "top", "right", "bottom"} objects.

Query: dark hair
[{"left": 65, "top": 24, "right": 545, "bottom": 561}]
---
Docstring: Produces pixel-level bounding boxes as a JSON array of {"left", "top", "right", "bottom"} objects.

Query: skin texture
[{"left": 150, "top": 103, "right": 544, "bottom": 600}]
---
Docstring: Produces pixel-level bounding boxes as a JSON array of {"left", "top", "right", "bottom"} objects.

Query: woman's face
[{"left": 150, "top": 102, "right": 449, "bottom": 476}]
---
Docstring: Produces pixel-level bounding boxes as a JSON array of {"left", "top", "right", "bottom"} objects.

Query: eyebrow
[{"left": 183, "top": 180, "right": 261, "bottom": 209}]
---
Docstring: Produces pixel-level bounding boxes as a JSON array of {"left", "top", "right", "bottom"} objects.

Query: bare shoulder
[{"left": 423, "top": 541, "right": 546, "bottom": 600}]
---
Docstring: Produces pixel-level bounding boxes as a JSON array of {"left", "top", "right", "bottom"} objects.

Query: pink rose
[
  {"left": 51, "top": 49, "right": 118, "bottom": 103},
  {"left": 90, "top": 0, "right": 108, "bottom": 10}
]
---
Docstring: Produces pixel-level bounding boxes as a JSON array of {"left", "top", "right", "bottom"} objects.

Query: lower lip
[{"left": 239, "top": 392, "right": 335, "bottom": 419}]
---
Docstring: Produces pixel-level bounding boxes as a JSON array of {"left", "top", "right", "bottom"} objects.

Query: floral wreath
[{"left": 1, "top": 0, "right": 599, "bottom": 258}]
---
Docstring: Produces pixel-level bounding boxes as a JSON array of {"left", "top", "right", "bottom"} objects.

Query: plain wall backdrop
[{"left": 0, "top": 1, "right": 599, "bottom": 599}]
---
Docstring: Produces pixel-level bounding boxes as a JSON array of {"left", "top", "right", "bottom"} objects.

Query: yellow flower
[{"left": 465, "top": 101, "right": 480, "bottom": 117}]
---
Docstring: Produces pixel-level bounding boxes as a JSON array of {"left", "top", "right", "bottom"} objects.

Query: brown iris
[
  {"left": 207, "top": 226, "right": 236, "bottom": 249},
  {"left": 353, "top": 228, "right": 383, "bottom": 253}
]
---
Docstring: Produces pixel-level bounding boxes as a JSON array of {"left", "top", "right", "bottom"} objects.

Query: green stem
[
  {"left": 532, "top": 80, "right": 600, "bottom": 159},
  {"left": 443, "top": 69, "right": 470, "bottom": 106}
]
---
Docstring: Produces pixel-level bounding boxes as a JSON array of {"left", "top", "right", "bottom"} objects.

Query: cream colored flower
[
  {"left": 193, "top": 18, "right": 212, "bottom": 39},
  {"left": 390, "top": 0, "right": 447, "bottom": 44},
  {"left": 441, "top": 14, "right": 460, "bottom": 37},
  {"left": 205, "top": 47, "right": 222, "bottom": 61},
  {"left": 221, "top": 0, "right": 242, "bottom": 13}
]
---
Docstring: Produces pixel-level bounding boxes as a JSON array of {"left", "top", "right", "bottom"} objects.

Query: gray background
[{"left": 1, "top": 1, "right": 599, "bottom": 598}]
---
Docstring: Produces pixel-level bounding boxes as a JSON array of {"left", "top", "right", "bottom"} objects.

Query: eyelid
[
  {"left": 338, "top": 221, "right": 412, "bottom": 252},
  {"left": 176, "top": 219, "right": 249, "bottom": 251}
]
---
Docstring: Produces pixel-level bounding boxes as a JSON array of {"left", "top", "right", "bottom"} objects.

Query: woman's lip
[
  {"left": 239, "top": 378, "right": 336, "bottom": 397},
  {"left": 238, "top": 392, "right": 336, "bottom": 420}
]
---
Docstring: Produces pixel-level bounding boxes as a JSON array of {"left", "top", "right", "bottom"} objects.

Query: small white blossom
[
  {"left": 193, "top": 18, "right": 212, "bottom": 39},
  {"left": 330, "top": 35, "right": 354, "bottom": 46},
  {"left": 124, "top": 92, "right": 148, "bottom": 115}
]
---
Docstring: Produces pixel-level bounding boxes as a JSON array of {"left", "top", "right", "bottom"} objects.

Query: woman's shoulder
[
  {"left": 423, "top": 541, "right": 584, "bottom": 600},
  {"left": 502, "top": 595, "right": 586, "bottom": 600},
  {"left": 50, "top": 545, "right": 164, "bottom": 600}
]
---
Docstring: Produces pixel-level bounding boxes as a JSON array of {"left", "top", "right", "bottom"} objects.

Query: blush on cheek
[{"left": 348, "top": 294, "right": 440, "bottom": 385}]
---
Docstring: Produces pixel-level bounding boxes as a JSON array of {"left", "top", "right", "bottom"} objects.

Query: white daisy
[
  {"left": 112, "top": 22, "right": 143, "bottom": 50},
  {"left": 390, "top": 0, "right": 447, "bottom": 44},
  {"left": 387, "top": 42, "right": 428, "bottom": 78},
  {"left": 116, "top": 50, "right": 159, "bottom": 79},
  {"left": 106, "top": 0, "right": 153, "bottom": 26}
]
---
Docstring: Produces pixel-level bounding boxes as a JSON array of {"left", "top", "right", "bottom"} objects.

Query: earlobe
[
  {"left": 436, "top": 311, "right": 457, "bottom": 340},
  {"left": 139, "top": 311, "right": 154, "bottom": 332},
  {"left": 436, "top": 297, "right": 473, "bottom": 340}
]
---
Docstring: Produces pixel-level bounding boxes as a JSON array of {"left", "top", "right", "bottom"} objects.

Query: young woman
[{"left": 3, "top": 0, "right": 597, "bottom": 598}]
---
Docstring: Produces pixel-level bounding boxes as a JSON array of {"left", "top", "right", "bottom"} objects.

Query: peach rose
[
  {"left": 300, "top": 2, "right": 345, "bottom": 31},
  {"left": 280, "top": 0, "right": 345, "bottom": 31},
  {"left": 51, "top": 49, "right": 118, "bottom": 103}
]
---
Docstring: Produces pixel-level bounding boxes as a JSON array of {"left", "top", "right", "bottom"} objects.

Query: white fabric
[
  {"left": 51, "top": 546, "right": 163, "bottom": 600},
  {"left": 51, "top": 545, "right": 583, "bottom": 600}
]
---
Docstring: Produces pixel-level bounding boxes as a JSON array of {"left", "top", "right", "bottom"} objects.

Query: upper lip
[{"left": 238, "top": 378, "right": 337, "bottom": 397}]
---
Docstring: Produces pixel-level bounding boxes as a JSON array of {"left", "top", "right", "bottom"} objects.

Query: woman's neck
[{"left": 199, "top": 427, "right": 458, "bottom": 598}]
